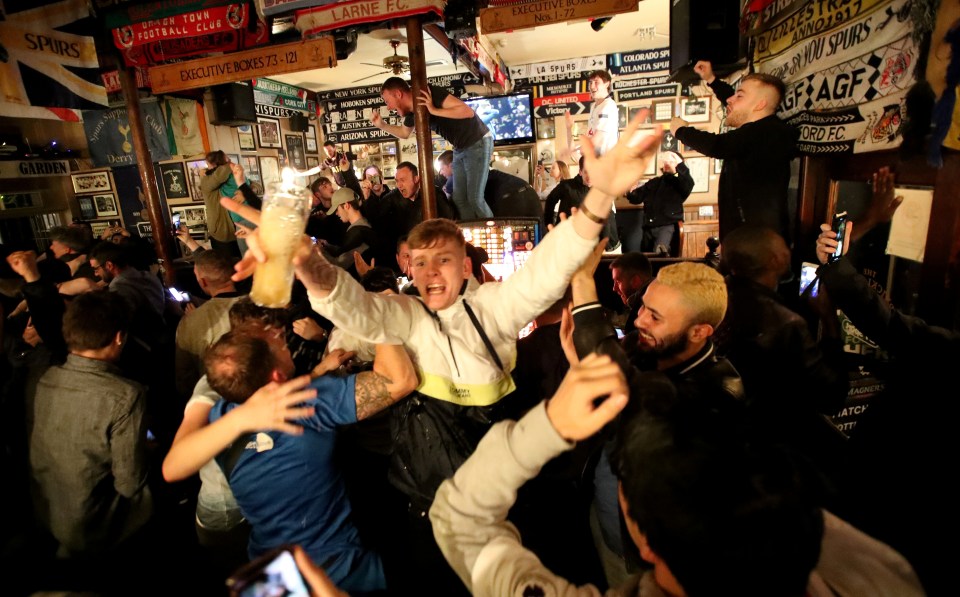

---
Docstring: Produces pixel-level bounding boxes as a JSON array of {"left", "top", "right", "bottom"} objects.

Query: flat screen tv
[{"left": 464, "top": 93, "right": 535, "bottom": 147}]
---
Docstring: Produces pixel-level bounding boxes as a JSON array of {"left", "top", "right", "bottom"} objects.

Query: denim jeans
[{"left": 451, "top": 134, "right": 494, "bottom": 220}]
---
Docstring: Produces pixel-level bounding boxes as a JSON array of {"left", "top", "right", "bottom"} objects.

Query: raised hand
[
  {"left": 670, "top": 116, "right": 689, "bottom": 135},
  {"left": 867, "top": 167, "right": 904, "bottom": 226},
  {"left": 353, "top": 251, "right": 374, "bottom": 276},
  {"left": 546, "top": 353, "right": 629, "bottom": 441},
  {"left": 693, "top": 60, "right": 715, "bottom": 83},
  {"left": 418, "top": 89, "right": 437, "bottom": 115},
  {"left": 233, "top": 375, "right": 317, "bottom": 436},
  {"left": 293, "top": 317, "right": 326, "bottom": 342},
  {"left": 370, "top": 110, "right": 384, "bottom": 128},
  {"left": 6, "top": 250, "right": 40, "bottom": 283},
  {"left": 581, "top": 108, "right": 661, "bottom": 198},
  {"left": 559, "top": 306, "right": 579, "bottom": 366}
]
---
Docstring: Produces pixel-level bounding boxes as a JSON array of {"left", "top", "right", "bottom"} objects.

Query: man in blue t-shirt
[
  {"left": 166, "top": 329, "right": 417, "bottom": 593},
  {"left": 371, "top": 77, "right": 494, "bottom": 220}
]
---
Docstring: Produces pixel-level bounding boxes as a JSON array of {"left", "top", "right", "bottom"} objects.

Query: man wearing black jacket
[
  {"left": 626, "top": 152, "right": 693, "bottom": 253},
  {"left": 672, "top": 61, "right": 798, "bottom": 243},
  {"left": 544, "top": 156, "right": 620, "bottom": 252}
]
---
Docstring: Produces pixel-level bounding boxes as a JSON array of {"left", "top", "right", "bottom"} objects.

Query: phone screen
[
  {"left": 830, "top": 211, "right": 849, "bottom": 263},
  {"left": 168, "top": 288, "right": 189, "bottom": 302},
  {"left": 615, "top": 327, "right": 626, "bottom": 339},
  {"left": 799, "top": 262, "right": 819, "bottom": 298},
  {"left": 172, "top": 214, "right": 182, "bottom": 235},
  {"left": 231, "top": 549, "right": 309, "bottom": 597}
]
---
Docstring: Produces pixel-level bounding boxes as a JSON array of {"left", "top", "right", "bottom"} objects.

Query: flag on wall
[
  {"left": 164, "top": 97, "right": 210, "bottom": 157},
  {"left": 82, "top": 103, "right": 172, "bottom": 167},
  {"left": 0, "top": 0, "right": 108, "bottom": 110}
]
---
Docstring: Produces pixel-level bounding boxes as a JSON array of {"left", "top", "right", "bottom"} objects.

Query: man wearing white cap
[{"left": 318, "top": 187, "right": 378, "bottom": 274}]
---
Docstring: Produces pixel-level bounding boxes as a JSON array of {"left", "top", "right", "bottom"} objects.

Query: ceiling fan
[{"left": 352, "top": 40, "right": 409, "bottom": 83}]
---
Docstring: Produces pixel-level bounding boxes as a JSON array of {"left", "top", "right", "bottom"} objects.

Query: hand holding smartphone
[
  {"left": 828, "top": 211, "right": 850, "bottom": 263},
  {"left": 227, "top": 545, "right": 309, "bottom": 597}
]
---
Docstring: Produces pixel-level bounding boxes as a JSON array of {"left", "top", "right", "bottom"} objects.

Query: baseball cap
[{"left": 326, "top": 187, "right": 358, "bottom": 215}]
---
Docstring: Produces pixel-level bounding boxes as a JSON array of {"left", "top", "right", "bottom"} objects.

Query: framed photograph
[
  {"left": 306, "top": 155, "right": 320, "bottom": 169},
  {"left": 680, "top": 97, "right": 711, "bottom": 123},
  {"left": 93, "top": 193, "right": 119, "bottom": 217},
  {"left": 685, "top": 157, "right": 710, "bottom": 193},
  {"left": 305, "top": 125, "right": 319, "bottom": 153},
  {"left": 618, "top": 105, "right": 628, "bottom": 129},
  {"left": 157, "top": 162, "right": 191, "bottom": 199},
  {"left": 537, "top": 139, "right": 556, "bottom": 164},
  {"left": 714, "top": 158, "right": 723, "bottom": 174},
  {"left": 259, "top": 155, "right": 281, "bottom": 187},
  {"left": 237, "top": 125, "right": 256, "bottom": 151},
  {"left": 490, "top": 146, "right": 534, "bottom": 183},
  {"left": 652, "top": 100, "right": 674, "bottom": 122},
  {"left": 185, "top": 159, "right": 209, "bottom": 201},
  {"left": 71, "top": 171, "right": 111, "bottom": 194},
  {"left": 77, "top": 195, "right": 96, "bottom": 220},
  {"left": 284, "top": 134, "right": 307, "bottom": 170},
  {"left": 399, "top": 141, "right": 418, "bottom": 166},
  {"left": 171, "top": 204, "right": 208, "bottom": 235},
  {"left": 227, "top": 153, "right": 240, "bottom": 165},
  {"left": 256, "top": 117, "right": 282, "bottom": 149},
  {"left": 628, "top": 106, "right": 652, "bottom": 125},
  {"left": 90, "top": 220, "right": 121, "bottom": 239},
  {"left": 381, "top": 141, "right": 397, "bottom": 155},
  {"left": 537, "top": 118, "right": 556, "bottom": 139}
]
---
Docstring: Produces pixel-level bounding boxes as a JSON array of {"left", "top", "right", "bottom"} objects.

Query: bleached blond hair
[{"left": 655, "top": 262, "right": 727, "bottom": 327}]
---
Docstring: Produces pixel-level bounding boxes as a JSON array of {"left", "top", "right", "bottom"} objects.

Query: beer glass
[{"left": 250, "top": 176, "right": 311, "bottom": 308}]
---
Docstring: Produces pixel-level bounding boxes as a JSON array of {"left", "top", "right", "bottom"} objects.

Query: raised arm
[
  {"left": 161, "top": 376, "right": 317, "bottom": 482},
  {"left": 430, "top": 354, "right": 626, "bottom": 595},
  {"left": 420, "top": 89, "right": 475, "bottom": 120},
  {"left": 370, "top": 110, "right": 413, "bottom": 139},
  {"left": 353, "top": 343, "right": 418, "bottom": 420}
]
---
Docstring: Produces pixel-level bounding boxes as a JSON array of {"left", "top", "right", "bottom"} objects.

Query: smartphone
[
  {"left": 370, "top": 174, "right": 381, "bottom": 185},
  {"left": 799, "top": 261, "right": 819, "bottom": 298},
  {"left": 226, "top": 545, "right": 309, "bottom": 597},
  {"left": 615, "top": 327, "right": 626, "bottom": 339},
  {"left": 171, "top": 214, "right": 181, "bottom": 235},
  {"left": 168, "top": 287, "right": 190, "bottom": 302},
  {"left": 829, "top": 211, "right": 849, "bottom": 263}
]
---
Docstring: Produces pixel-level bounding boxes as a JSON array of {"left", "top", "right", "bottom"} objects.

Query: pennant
[
  {"left": 0, "top": 0, "right": 108, "bottom": 110},
  {"left": 164, "top": 97, "right": 209, "bottom": 157},
  {"left": 82, "top": 103, "right": 172, "bottom": 167},
  {"left": 112, "top": 4, "right": 249, "bottom": 49}
]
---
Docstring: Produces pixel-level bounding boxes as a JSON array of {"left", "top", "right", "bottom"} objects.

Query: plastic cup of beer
[{"left": 250, "top": 172, "right": 311, "bottom": 308}]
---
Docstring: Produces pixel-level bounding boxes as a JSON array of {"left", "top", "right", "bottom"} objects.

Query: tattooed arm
[{"left": 354, "top": 342, "right": 418, "bottom": 420}]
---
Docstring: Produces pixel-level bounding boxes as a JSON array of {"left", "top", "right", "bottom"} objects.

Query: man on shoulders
[
  {"left": 585, "top": 70, "right": 619, "bottom": 156},
  {"left": 371, "top": 77, "right": 494, "bottom": 219},
  {"left": 672, "top": 61, "right": 798, "bottom": 243}
]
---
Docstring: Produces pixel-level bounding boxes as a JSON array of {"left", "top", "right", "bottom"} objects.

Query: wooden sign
[
  {"left": 480, "top": 0, "right": 638, "bottom": 34},
  {"left": 150, "top": 38, "right": 336, "bottom": 94},
  {"left": 296, "top": 0, "right": 444, "bottom": 36}
]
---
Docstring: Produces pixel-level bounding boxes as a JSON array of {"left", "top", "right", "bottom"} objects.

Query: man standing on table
[
  {"left": 672, "top": 61, "right": 798, "bottom": 243},
  {"left": 371, "top": 77, "right": 494, "bottom": 220}
]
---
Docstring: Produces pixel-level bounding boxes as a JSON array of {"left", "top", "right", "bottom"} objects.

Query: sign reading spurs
[{"left": 150, "top": 38, "right": 336, "bottom": 94}]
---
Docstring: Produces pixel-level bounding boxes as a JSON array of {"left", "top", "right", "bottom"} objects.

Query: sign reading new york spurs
[{"left": 150, "top": 38, "right": 336, "bottom": 94}]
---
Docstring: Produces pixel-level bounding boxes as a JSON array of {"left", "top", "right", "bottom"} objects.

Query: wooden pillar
[
  {"left": 117, "top": 66, "right": 175, "bottom": 285},
  {"left": 406, "top": 16, "right": 436, "bottom": 220}
]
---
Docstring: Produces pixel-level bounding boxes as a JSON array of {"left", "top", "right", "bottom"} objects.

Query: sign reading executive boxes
[{"left": 150, "top": 38, "right": 336, "bottom": 93}]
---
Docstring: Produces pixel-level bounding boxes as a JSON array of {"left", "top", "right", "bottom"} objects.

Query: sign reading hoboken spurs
[
  {"left": 149, "top": 38, "right": 336, "bottom": 94},
  {"left": 754, "top": 0, "right": 889, "bottom": 61},
  {"left": 757, "top": 0, "right": 913, "bottom": 84}
]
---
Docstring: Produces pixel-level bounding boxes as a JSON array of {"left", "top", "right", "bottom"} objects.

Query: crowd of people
[{"left": 0, "top": 65, "right": 953, "bottom": 597}]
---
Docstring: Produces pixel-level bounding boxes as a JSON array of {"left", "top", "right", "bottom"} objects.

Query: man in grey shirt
[{"left": 30, "top": 290, "right": 152, "bottom": 556}]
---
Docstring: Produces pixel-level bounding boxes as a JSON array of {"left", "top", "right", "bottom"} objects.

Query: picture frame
[
  {"left": 490, "top": 146, "right": 534, "bottom": 184},
  {"left": 171, "top": 204, "right": 208, "bottom": 234},
  {"left": 226, "top": 153, "right": 240, "bottom": 165},
  {"left": 685, "top": 157, "right": 710, "bottom": 193},
  {"left": 185, "top": 159, "right": 209, "bottom": 201},
  {"left": 306, "top": 155, "right": 320, "bottom": 170},
  {"left": 680, "top": 97, "right": 711, "bottom": 123},
  {"left": 259, "top": 155, "right": 281, "bottom": 187},
  {"left": 537, "top": 118, "right": 556, "bottom": 139},
  {"left": 381, "top": 141, "right": 397, "bottom": 155},
  {"left": 645, "top": 151, "right": 658, "bottom": 177},
  {"left": 305, "top": 125, "right": 319, "bottom": 153},
  {"left": 77, "top": 195, "right": 96, "bottom": 220},
  {"left": 399, "top": 141, "right": 418, "bottom": 166},
  {"left": 284, "top": 134, "right": 307, "bottom": 170},
  {"left": 157, "top": 162, "right": 191, "bottom": 200},
  {"left": 93, "top": 193, "right": 119, "bottom": 217},
  {"left": 240, "top": 155, "right": 263, "bottom": 196},
  {"left": 256, "top": 117, "right": 282, "bottom": 149},
  {"left": 90, "top": 220, "right": 121, "bottom": 239},
  {"left": 661, "top": 130, "right": 681, "bottom": 153},
  {"left": 652, "top": 100, "right": 674, "bottom": 122},
  {"left": 237, "top": 125, "right": 256, "bottom": 151},
  {"left": 628, "top": 106, "right": 652, "bottom": 125},
  {"left": 71, "top": 171, "right": 111, "bottom": 194}
]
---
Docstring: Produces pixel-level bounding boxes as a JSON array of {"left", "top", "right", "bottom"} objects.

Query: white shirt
[{"left": 587, "top": 96, "right": 619, "bottom": 156}]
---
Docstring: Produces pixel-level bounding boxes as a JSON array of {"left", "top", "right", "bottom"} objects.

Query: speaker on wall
[
  {"left": 669, "top": 0, "right": 745, "bottom": 83},
  {"left": 288, "top": 113, "right": 310, "bottom": 132},
  {"left": 210, "top": 83, "right": 257, "bottom": 126}
]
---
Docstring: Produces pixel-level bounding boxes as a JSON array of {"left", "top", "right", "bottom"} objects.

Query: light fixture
[{"left": 591, "top": 17, "right": 612, "bottom": 32}]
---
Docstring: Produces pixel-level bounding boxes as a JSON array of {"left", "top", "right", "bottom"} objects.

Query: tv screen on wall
[{"left": 464, "top": 93, "right": 535, "bottom": 147}]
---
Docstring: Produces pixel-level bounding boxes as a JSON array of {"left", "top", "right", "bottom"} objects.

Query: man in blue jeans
[{"left": 371, "top": 77, "right": 494, "bottom": 219}]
